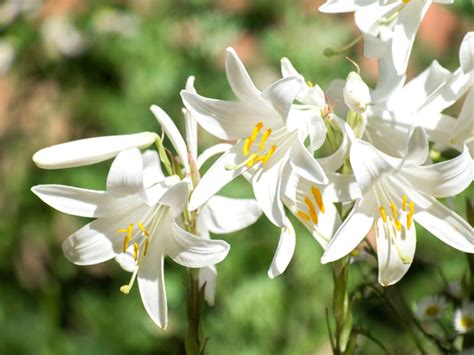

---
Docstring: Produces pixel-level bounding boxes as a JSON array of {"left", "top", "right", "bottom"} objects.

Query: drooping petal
[
  {"left": 391, "top": 0, "right": 432, "bottom": 75},
  {"left": 32, "top": 132, "right": 158, "bottom": 169},
  {"left": 180, "top": 91, "right": 278, "bottom": 140},
  {"left": 138, "top": 251, "right": 168, "bottom": 329},
  {"left": 376, "top": 215, "right": 416, "bottom": 287},
  {"left": 166, "top": 221, "right": 230, "bottom": 268},
  {"left": 32, "top": 184, "right": 107, "bottom": 218},
  {"left": 189, "top": 143, "right": 247, "bottom": 211},
  {"left": 150, "top": 105, "right": 190, "bottom": 173},
  {"left": 460, "top": 32, "right": 474, "bottom": 74},
  {"left": 350, "top": 139, "right": 397, "bottom": 194},
  {"left": 158, "top": 181, "right": 190, "bottom": 218},
  {"left": 225, "top": 47, "right": 261, "bottom": 101},
  {"left": 142, "top": 150, "right": 165, "bottom": 188},
  {"left": 268, "top": 220, "right": 296, "bottom": 279},
  {"left": 403, "top": 126, "right": 429, "bottom": 166},
  {"left": 323, "top": 173, "right": 362, "bottom": 203},
  {"left": 450, "top": 88, "right": 474, "bottom": 148},
  {"left": 200, "top": 195, "right": 262, "bottom": 234},
  {"left": 317, "top": 117, "right": 350, "bottom": 173},
  {"left": 196, "top": 143, "right": 232, "bottom": 169},
  {"left": 289, "top": 139, "right": 328, "bottom": 184},
  {"left": 252, "top": 159, "right": 287, "bottom": 228},
  {"left": 261, "top": 76, "right": 303, "bottom": 125},
  {"left": 396, "top": 182, "right": 474, "bottom": 252},
  {"left": 321, "top": 193, "right": 376, "bottom": 263},
  {"left": 401, "top": 147, "right": 473, "bottom": 198},
  {"left": 199, "top": 265, "right": 217, "bottom": 306},
  {"left": 106, "top": 148, "right": 145, "bottom": 199}
]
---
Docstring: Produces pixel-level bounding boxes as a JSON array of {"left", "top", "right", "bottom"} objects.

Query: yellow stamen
[
  {"left": 120, "top": 266, "right": 139, "bottom": 295},
  {"left": 144, "top": 238, "right": 150, "bottom": 256},
  {"left": 250, "top": 121, "right": 264, "bottom": 141},
  {"left": 407, "top": 213, "right": 413, "bottom": 230},
  {"left": 122, "top": 224, "right": 133, "bottom": 253},
  {"left": 133, "top": 242, "right": 139, "bottom": 261},
  {"left": 259, "top": 129, "right": 272, "bottom": 151},
  {"left": 390, "top": 201, "right": 398, "bottom": 218},
  {"left": 394, "top": 219, "right": 402, "bottom": 232},
  {"left": 402, "top": 195, "right": 407, "bottom": 211},
  {"left": 304, "top": 197, "right": 318, "bottom": 224},
  {"left": 311, "top": 186, "right": 325, "bottom": 213},
  {"left": 137, "top": 223, "right": 150, "bottom": 237},
  {"left": 247, "top": 154, "right": 258, "bottom": 168},
  {"left": 307, "top": 81, "right": 314, "bottom": 87},
  {"left": 409, "top": 201, "right": 415, "bottom": 216},
  {"left": 297, "top": 210, "right": 310, "bottom": 222},
  {"left": 402, "top": 0, "right": 411, "bottom": 3},
  {"left": 263, "top": 145, "right": 277, "bottom": 166},
  {"left": 243, "top": 138, "right": 252, "bottom": 156},
  {"left": 379, "top": 207, "right": 387, "bottom": 223}
]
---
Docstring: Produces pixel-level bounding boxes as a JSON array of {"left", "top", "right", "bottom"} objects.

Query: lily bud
[{"left": 343, "top": 72, "right": 371, "bottom": 113}]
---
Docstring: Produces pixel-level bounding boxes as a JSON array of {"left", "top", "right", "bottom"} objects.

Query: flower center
[
  {"left": 242, "top": 121, "right": 277, "bottom": 168},
  {"left": 424, "top": 305, "right": 440, "bottom": 317},
  {"left": 461, "top": 316, "right": 474, "bottom": 330},
  {"left": 296, "top": 185, "right": 325, "bottom": 225},
  {"left": 116, "top": 222, "right": 152, "bottom": 294},
  {"left": 378, "top": 194, "right": 415, "bottom": 232}
]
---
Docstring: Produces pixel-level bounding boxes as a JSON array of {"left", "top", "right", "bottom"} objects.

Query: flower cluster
[{"left": 31, "top": 1, "right": 473, "bottom": 331}]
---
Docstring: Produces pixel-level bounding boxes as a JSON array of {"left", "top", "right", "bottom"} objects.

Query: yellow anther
[
  {"left": 250, "top": 121, "right": 264, "bottom": 141},
  {"left": 402, "top": 195, "right": 407, "bottom": 211},
  {"left": 263, "top": 145, "right": 277, "bottom": 166},
  {"left": 304, "top": 197, "right": 319, "bottom": 224},
  {"left": 307, "top": 81, "right": 314, "bottom": 87},
  {"left": 247, "top": 153, "right": 258, "bottom": 168},
  {"left": 144, "top": 238, "right": 150, "bottom": 256},
  {"left": 407, "top": 213, "right": 413, "bottom": 230},
  {"left": 120, "top": 285, "right": 131, "bottom": 294},
  {"left": 137, "top": 223, "right": 150, "bottom": 237},
  {"left": 259, "top": 129, "right": 272, "bottom": 151},
  {"left": 133, "top": 242, "right": 139, "bottom": 261},
  {"left": 117, "top": 228, "right": 129, "bottom": 233},
  {"left": 379, "top": 207, "right": 387, "bottom": 223},
  {"left": 409, "top": 201, "right": 415, "bottom": 216},
  {"left": 243, "top": 138, "right": 252, "bottom": 156},
  {"left": 390, "top": 201, "right": 398, "bottom": 218},
  {"left": 297, "top": 210, "right": 310, "bottom": 222},
  {"left": 394, "top": 219, "right": 402, "bottom": 232},
  {"left": 311, "top": 186, "right": 325, "bottom": 213},
  {"left": 402, "top": 0, "right": 411, "bottom": 3}
]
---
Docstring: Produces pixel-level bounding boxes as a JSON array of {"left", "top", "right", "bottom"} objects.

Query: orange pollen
[
  {"left": 304, "top": 197, "right": 318, "bottom": 224},
  {"left": 297, "top": 210, "right": 310, "bottom": 222},
  {"left": 311, "top": 186, "right": 325, "bottom": 213}
]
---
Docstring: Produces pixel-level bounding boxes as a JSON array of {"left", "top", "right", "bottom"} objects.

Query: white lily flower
[
  {"left": 319, "top": 0, "right": 453, "bottom": 75},
  {"left": 32, "top": 132, "right": 158, "bottom": 169},
  {"left": 343, "top": 71, "right": 371, "bottom": 114},
  {"left": 455, "top": 303, "right": 474, "bottom": 334},
  {"left": 416, "top": 295, "right": 447, "bottom": 321},
  {"left": 321, "top": 127, "right": 474, "bottom": 286},
  {"left": 32, "top": 148, "right": 230, "bottom": 329}
]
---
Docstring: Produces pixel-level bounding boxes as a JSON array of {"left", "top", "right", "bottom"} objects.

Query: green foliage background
[{"left": 0, "top": 1, "right": 472, "bottom": 354}]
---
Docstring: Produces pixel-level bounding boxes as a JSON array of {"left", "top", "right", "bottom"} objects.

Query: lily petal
[
  {"left": 200, "top": 195, "right": 262, "bottom": 234},
  {"left": 290, "top": 139, "right": 328, "bottom": 184},
  {"left": 150, "top": 105, "right": 190, "bottom": 173},
  {"left": 268, "top": 220, "right": 296, "bottom": 279},
  {"left": 138, "top": 251, "right": 168, "bottom": 329},
  {"left": 225, "top": 47, "right": 261, "bottom": 101},
  {"left": 33, "top": 132, "right": 157, "bottom": 169},
  {"left": 460, "top": 32, "right": 474, "bottom": 74},
  {"left": 321, "top": 194, "right": 375, "bottom": 263},
  {"left": 158, "top": 181, "right": 190, "bottom": 218},
  {"left": 403, "top": 126, "right": 429, "bottom": 166},
  {"left": 166, "top": 221, "right": 230, "bottom": 268},
  {"left": 142, "top": 150, "right": 165, "bottom": 188},
  {"left": 196, "top": 143, "right": 232, "bottom": 169},
  {"left": 106, "top": 148, "right": 145, "bottom": 199},
  {"left": 261, "top": 76, "right": 303, "bottom": 125}
]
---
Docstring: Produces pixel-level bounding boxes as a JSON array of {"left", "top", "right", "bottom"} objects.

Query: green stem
[
  {"left": 324, "top": 34, "right": 364, "bottom": 57},
  {"left": 185, "top": 268, "right": 207, "bottom": 355}
]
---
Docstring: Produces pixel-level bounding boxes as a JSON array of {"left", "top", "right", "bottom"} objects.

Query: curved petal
[
  {"left": 196, "top": 143, "right": 232, "bottom": 169},
  {"left": 189, "top": 143, "right": 246, "bottom": 211},
  {"left": 158, "top": 181, "right": 190, "bottom": 218},
  {"left": 225, "top": 47, "right": 261, "bottom": 101},
  {"left": 180, "top": 91, "right": 278, "bottom": 140},
  {"left": 350, "top": 139, "right": 397, "bottom": 194},
  {"left": 451, "top": 88, "right": 474, "bottom": 146},
  {"left": 401, "top": 147, "right": 473, "bottom": 198},
  {"left": 268, "top": 220, "right": 296, "bottom": 279},
  {"left": 403, "top": 126, "right": 429, "bottom": 166},
  {"left": 138, "top": 251, "right": 167, "bottom": 329},
  {"left": 460, "top": 32, "right": 474, "bottom": 74},
  {"left": 142, "top": 150, "right": 164, "bottom": 188},
  {"left": 321, "top": 193, "right": 376, "bottom": 263},
  {"left": 150, "top": 105, "right": 190, "bottom": 173},
  {"left": 106, "top": 148, "right": 145, "bottom": 199},
  {"left": 324, "top": 173, "right": 362, "bottom": 202},
  {"left": 409, "top": 190, "right": 474, "bottom": 252},
  {"left": 166, "top": 221, "right": 230, "bottom": 268},
  {"left": 33, "top": 132, "right": 158, "bottom": 170},
  {"left": 392, "top": 0, "right": 432, "bottom": 75},
  {"left": 199, "top": 265, "right": 217, "bottom": 306},
  {"left": 317, "top": 115, "right": 350, "bottom": 172},
  {"left": 289, "top": 139, "right": 328, "bottom": 184},
  {"left": 201, "top": 196, "right": 262, "bottom": 234},
  {"left": 32, "top": 184, "right": 107, "bottom": 218},
  {"left": 261, "top": 76, "right": 303, "bottom": 125},
  {"left": 376, "top": 215, "right": 416, "bottom": 287}
]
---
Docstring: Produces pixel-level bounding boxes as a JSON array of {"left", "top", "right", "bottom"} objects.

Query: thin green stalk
[{"left": 185, "top": 268, "right": 207, "bottom": 355}]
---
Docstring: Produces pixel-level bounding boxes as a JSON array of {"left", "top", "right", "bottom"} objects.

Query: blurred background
[{"left": 0, "top": 0, "right": 473, "bottom": 354}]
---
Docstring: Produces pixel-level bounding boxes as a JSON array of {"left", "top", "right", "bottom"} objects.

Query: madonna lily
[
  {"left": 319, "top": 0, "right": 453, "bottom": 75},
  {"left": 181, "top": 48, "right": 328, "bottom": 230},
  {"left": 321, "top": 127, "right": 474, "bottom": 286},
  {"left": 32, "top": 148, "right": 230, "bottom": 329}
]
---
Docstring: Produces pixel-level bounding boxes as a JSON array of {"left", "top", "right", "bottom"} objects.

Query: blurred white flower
[
  {"left": 92, "top": 8, "right": 139, "bottom": 37},
  {"left": 41, "top": 16, "right": 86, "bottom": 58},
  {"left": 343, "top": 71, "right": 371, "bottom": 114},
  {"left": 447, "top": 281, "right": 463, "bottom": 300},
  {"left": 416, "top": 296, "right": 447, "bottom": 321},
  {"left": 0, "top": 40, "right": 14, "bottom": 75},
  {"left": 455, "top": 303, "right": 474, "bottom": 334}
]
